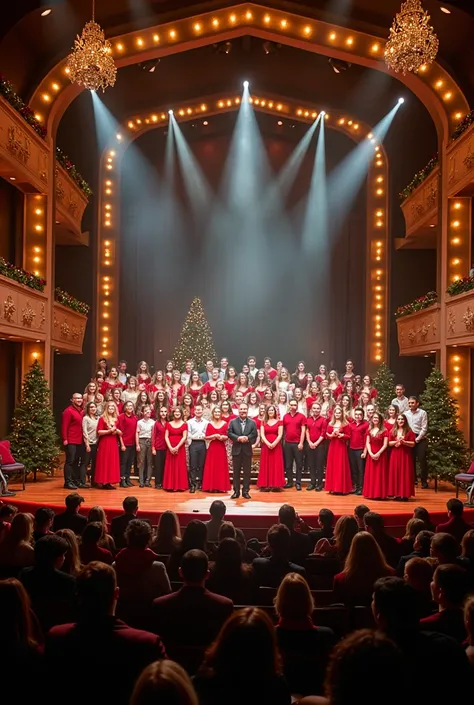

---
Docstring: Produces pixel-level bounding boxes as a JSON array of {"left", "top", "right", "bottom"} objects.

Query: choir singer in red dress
[
  {"left": 258, "top": 404, "right": 285, "bottom": 493},
  {"left": 388, "top": 414, "right": 416, "bottom": 501},
  {"left": 325, "top": 405, "right": 352, "bottom": 495},
  {"left": 95, "top": 402, "right": 123, "bottom": 490}
]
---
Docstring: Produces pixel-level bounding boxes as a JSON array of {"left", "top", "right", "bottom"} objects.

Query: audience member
[
  {"left": 153, "top": 550, "right": 233, "bottom": 672},
  {"left": 87, "top": 505, "right": 116, "bottom": 553},
  {"left": 131, "top": 660, "right": 199, "bottom": 705},
  {"left": 217, "top": 521, "right": 236, "bottom": 541},
  {"left": 420, "top": 563, "right": 468, "bottom": 643},
  {"left": 205, "top": 500, "right": 226, "bottom": 542},
  {"left": 207, "top": 537, "right": 256, "bottom": 603},
  {"left": 313, "top": 515, "right": 358, "bottom": 564},
  {"left": 193, "top": 607, "right": 291, "bottom": 705},
  {"left": 372, "top": 577, "right": 470, "bottom": 705},
  {"left": 151, "top": 509, "right": 182, "bottom": 555},
  {"left": 0, "top": 578, "right": 45, "bottom": 701},
  {"left": 52, "top": 493, "right": 87, "bottom": 535},
  {"left": 278, "top": 504, "right": 311, "bottom": 565},
  {"left": 396, "top": 529, "right": 433, "bottom": 576},
  {"left": 308, "top": 508, "right": 335, "bottom": 550},
  {"left": 333, "top": 531, "right": 394, "bottom": 607},
  {"left": 20, "top": 534, "right": 77, "bottom": 632},
  {"left": 398, "top": 518, "right": 426, "bottom": 555},
  {"left": 0, "top": 503, "right": 17, "bottom": 544},
  {"left": 33, "top": 507, "right": 55, "bottom": 542},
  {"left": 363, "top": 512, "right": 400, "bottom": 568},
  {"left": 403, "top": 557, "right": 436, "bottom": 618},
  {"left": 55, "top": 528, "right": 82, "bottom": 575},
  {"left": 0, "top": 512, "right": 34, "bottom": 569},
  {"left": 430, "top": 532, "right": 460, "bottom": 565},
  {"left": 275, "top": 573, "right": 335, "bottom": 695},
  {"left": 235, "top": 527, "right": 259, "bottom": 563},
  {"left": 353, "top": 504, "right": 370, "bottom": 530},
  {"left": 464, "top": 595, "right": 474, "bottom": 666},
  {"left": 253, "top": 524, "right": 306, "bottom": 587},
  {"left": 436, "top": 498, "right": 472, "bottom": 542},
  {"left": 80, "top": 522, "right": 113, "bottom": 565},
  {"left": 459, "top": 528, "right": 474, "bottom": 589},
  {"left": 110, "top": 496, "right": 139, "bottom": 550},
  {"left": 167, "top": 520, "right": 208, "bottom": 581},
  {"left": 45, "top": 562, "right": 165, "bottom": 705},
  {"left": 413, "top": 506, "right": 436, "bottom": 532}
]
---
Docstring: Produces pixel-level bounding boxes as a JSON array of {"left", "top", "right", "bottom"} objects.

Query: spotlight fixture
[
  {"left": 243, "top": 80, "right": 249, "bottom": 88},
  {"left": 214, "top": 41, "right": 232, "bottom": 55},
  {"left": 168, "top": 109, "right": 173, "bottom": 115},
  {"left": 440, "top": 6, "right": 451, "bottom": 13},
  {"left": 328, "top": 57, "right": 352, "bottom": 74},
  {"left": 320, "top": 110, "right": 326, "bottom": 116},
  {"left": 138, "top": 59, "right": 160, "bottom": 73},
  {"left": 41, "top": 8, "right": 52, "bottom": 16},
  {"left": 262, "top": 40, "right": 281, "bottom": 55},
  {"left": 398, "top": 97, "right": 405, "bottom": 104}
]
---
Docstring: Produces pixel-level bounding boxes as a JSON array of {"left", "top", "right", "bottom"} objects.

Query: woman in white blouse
[{"left": 82, "top": 401, "right": 99, "bottom": 485}]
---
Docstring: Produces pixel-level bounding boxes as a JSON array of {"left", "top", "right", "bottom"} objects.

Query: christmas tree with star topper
[
  {"left": 419, "top": 367, "right": 470, "bottom": 482},
  {"left": 9, "top": 360, "right": 60, "bottom": 479},
  {"left": 173, "top": 297, "right": 217, "bottom": 371}
]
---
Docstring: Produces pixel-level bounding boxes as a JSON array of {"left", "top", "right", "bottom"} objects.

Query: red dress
[
  {"left": 384, "top": 420, "right": 396, "bottom": 434},
  {"left": 188, "top": 387, "right": 203, "bottom": 405},
  {"left": 258, "top": 421, "right": 285, "bottom": 488},
  {"left": 163, "top": 422, "right": 188, "bottom": 491},
  {"left": 202, "top": 422, "right": 230, "bottom": 492},
  {"left": 225, "top": 380, "right": 237, "bottom": 395},
  {"left": 94, "top": 417, "right": 121, "bottom": 485},
  {"left": 363, "top": 430, "right": 389, "bottom": 499},
  {"left": 388, "top": 430, "right": 416, "bottom": 498},
  {"left": 325, "top": 425, "right": 352, "bottom": 494}
]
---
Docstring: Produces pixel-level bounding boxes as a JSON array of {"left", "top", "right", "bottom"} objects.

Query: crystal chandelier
[
  {"left": 384, "top": 0, "right": 439, "bottom": 75},
  {"left": 66, "top": 0, "right": 117, "bottom": 92}
]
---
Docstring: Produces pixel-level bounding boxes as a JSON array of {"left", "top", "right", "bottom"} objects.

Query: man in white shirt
[
  {"left": 181, "top": 360, "right": 194, "bottom": 386},
  {"left": 118, "top": 360, "right": 130, "bottom": 386},
  {"left": 218, "top": 357, "right": 229, "bottom": 380},
  {"left": 187, "top": 404, "right": 209, "bottom": 493},
  {"left": 392, "top": 384, "right": 409, "bottom": 415},
  {"left": 405, "top": 396, "right": 429, "bottom": 488},
  {"left": 247, "top": 356, "right": 258, "bottom": 385}
]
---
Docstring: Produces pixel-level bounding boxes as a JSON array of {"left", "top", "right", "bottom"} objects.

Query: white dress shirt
[
  {"left": 392, "top": 395, "right": 409, "bottom": 415},
  {"left": 82, "top": 415, "right": 98, "bottom": 445},
  {"left": 137, "top": 418, "right": 155, "bottom": 439},
  {"left": 405, "top": 407, "right": 428, "bottom": 442},
  {"left": 187, "top": 417, "right": 209, "bottom": 440}
]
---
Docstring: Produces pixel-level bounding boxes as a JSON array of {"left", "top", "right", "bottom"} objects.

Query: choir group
[{"left": 61, "top": 356, "right": 429, "bottom": 501}]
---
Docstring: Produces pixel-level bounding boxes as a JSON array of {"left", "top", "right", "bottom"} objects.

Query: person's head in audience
[
  {"left": 55, "top": 528, "right": 81, "bottom": 575},
  {"left": 372, "top": 577, "right": 419, "bottom": 636},
  {"left": 464, "top": 595, "right": 474, "bottom": 648},
  {"left": 35, "top": 534, "right": 69, "bottom": 569},
  {"left": 461, "top": 529, "right": 474, "bottom": 558},
  {"left": 354, "top": 504, "right": 370, "bottom": 529},
  {"left": 413, "top": 530, "right": 434, "bottom": 555},
  {"left": 218, "top": 521, "right": 236, "bottom": 542},
  {"left": 87, "top": 506, "right": 109, "bottom": 535},
  {"left": 430, "top": 532, "right": 460, "bottom": 564},
  {"left": 0, "top": 578, "right": 38, "bottom": 651},
  {"left": 123, "top": 496, "right": 139, "bottom": 516},
  {"left": 413, "top": 506, "right": 433, "bottom": 527},
  {"left": 209, "top": 500, "right": 226, "bottom": 523},
  {"left": 323, "top": 629, "right": 407, "bottom": 705},
  {"left": 318, "top": 508, "right": 335, "bottom": 531},
  {"left": 3, "top": 512, "right": 33, "bottom": 551},
  {"left": 130, "top": 659, "right": 199, "bottom": 705},
  {"left": 213, "top": 538, "right": 245, "bottom": 578},
  {"left": 278, "top": 504, "right": 298, "bottom": 531},
  {"left": 157, "top": 510, "right": 181, "bottom": 543},
  {"left": 446, "top": 497, "right": 464, "bottom": 518},
  {"left": 333, "top": 515, "right": 359, "bottom": 561},
  {"left": 64, "top": 493, "right": 84, "bottom": 514},
  {"left": 404, "top": 557, "right": 434, "bottom": 593},
  {"left": 76, "top": 561, "right": 118, "bottom": 619},
  {"left": 181, "top": 520, "right": 207, "bottom": 553},
  {"left": 430, "top": 563, "right": 468, "bottom": 611},
  {"left": 234, "top": 528, "right": 250, "bottom": 557},
  {"left": 179, "top": 549, "right": 209, "bottom": 586},
  {"left": 81, "top": 522, "right": 103, "bottom": 549},
  {"left": 275, "top": 572, "right": 314, "bottom": 624},
  {"left": 267, "top": 524, "right": 291, "bottom": 560},
  {"left": 203, "top": 607, "right": 281, "bottom": 679},
  {"left": 343, "top": 531, "right": 392, "bottom": 585},
  {"left": 0, "top": 504, "right": 17, "bottom": 524},
  {"left": 125, "top": 519, "right": 152, "bottom": 549},
  {"left": 34, "top": 507, "right": 54, "bottom": 535},
  {"left": 363, "top": 511, "right": 387, "bottom": 536},
  {"left": 403, "top": 518, "right": 426, "bottom": 543}
]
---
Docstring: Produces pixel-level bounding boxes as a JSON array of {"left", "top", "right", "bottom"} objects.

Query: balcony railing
[
  {"left": 396, "top": 304, "right": 441, "bottom": 355},
  {"left": 0, "top": 273, "right": 48, "bottom": 341},
  {"left": 52, "top": 302, "right": 87, "bottom": 353},
  {"left": 447, "top": 122, "right": 474, "bottom": 197},
  {"left": 400, "top": 167, "right": 439, "bottom": 243},
  {"left": 446, "top": 289, "right": 474, "bottom": 345},
  {"left": 55, "top": 164, "right": 89, "bottom": 246}
]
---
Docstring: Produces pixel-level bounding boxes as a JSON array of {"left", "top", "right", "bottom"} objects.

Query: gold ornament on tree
[
  {"left": 384, "top": 0, "right": 439, "bottom": 75},
  {"left": 66, "top": 0, "right": 117, "bottom": 92}
]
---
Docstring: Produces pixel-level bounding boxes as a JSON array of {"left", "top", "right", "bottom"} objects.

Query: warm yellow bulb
[
  {"left": 153, "top": 34, "right": 159, "bottom": 42},
  {"left": 281, "top": 19, "right": 288, "bottom": 28},
  {"left": 436, "top": 80, "right": 443, "bottom": 88},
  {"left": 42, "top": 93, "right": 51, "bottom": 102},
  {"left": 329, "top": 32, "right": 336, "bottom": 40},
  {"left": 346, "top": 37, "right": 353, "bottom": 46},
  {"left": 453, "top": 387, "right": 461, "bottom": 394},
  {"left": 169, "top": 29, "right": 176, "bottom": 39},
  {"left": 452, "top": 220, "right": 460, "bottom": 228},
  {"left": 455, "top": 112, "right": 462, "bottom": 120},
  {"left": 264, "top": 14, "right": 271, "bottom": 23},
  {"left": 35, "top": 225, "right": 43, "bottom": 232},
  {"left": 304, "top": 26, "right": 312, "bottom": 35},
  {"left": 193, "top": 23, "right": 201, "bottom": 32},
  {"left": 451, "top": 237, "right": 460, "bottom": 244},
  {"left": 52, "top": 82, "right": 60, "bottom": 91},
  {"left": 212, "top": 18, "right": 219, "bottom": 27},
  {"left": 371, "top": 43, "right": 380, "bottom": 52},
  {"left": 246, "top": 11, "right": 253, "bottom": 20},
  {"left": 116, "top": 43, "right": 124, "bottom": 51},
  {"left": 229, "top": 14, "right": 236, "bottom": 23},
  {"left": 444, "top": 91, "right": 452, "bottom": 101},
  {"left": 454, "top": 202, "right": 462, "bottom": 209},
  {"left": 35, "top": 208, "right": 42, "bottom": 215},
  {"left": 376, "top": 188, "right": 384, "bottom": 195},
  {"left": 136, "top": 38, "right": 144, "bottom": 47},
  {"left": 277, "top": 104, "right": 283, "bottom": 111}
]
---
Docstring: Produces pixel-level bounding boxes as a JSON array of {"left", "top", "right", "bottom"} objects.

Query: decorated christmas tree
[
  {"left": 419, "top": 368, "right": 470, "bottom": 482},
  {"left": 173, "top": 297, "right": 217, "bottom": 371},
  {"left": 9, "top": 360, "right": 60, "bottom": 478},
  {"left": 374, "top": 362, "right": 395, "bottom": 414}
]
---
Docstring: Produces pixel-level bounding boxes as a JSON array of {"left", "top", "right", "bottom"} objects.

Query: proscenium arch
[
  {"left": 30, "top": 3, "right": 469, "bottom": 144},
  {"left": 96, "top": 92, "right": 389, "bottom": 370}
]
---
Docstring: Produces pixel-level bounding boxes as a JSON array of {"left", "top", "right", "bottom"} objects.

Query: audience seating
[{"left": 258, "top": 586, "right": 335, "bottom": 607}]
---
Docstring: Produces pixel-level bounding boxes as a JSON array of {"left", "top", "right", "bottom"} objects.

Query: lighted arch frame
[
  {"left": 30, "top": 3, "right": 469, "bottom": 140},
  {"left": 97, "top": 94, "right": 389, "bottom": 368}
]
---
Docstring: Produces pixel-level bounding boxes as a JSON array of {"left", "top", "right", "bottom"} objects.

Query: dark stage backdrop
[{"left": 119, "top": 113, "right": 366, "bottom": 373}]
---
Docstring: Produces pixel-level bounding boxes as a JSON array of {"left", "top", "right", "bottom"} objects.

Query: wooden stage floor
[{"left": 6, "top": 475, "right": 474, "bottom": 534}]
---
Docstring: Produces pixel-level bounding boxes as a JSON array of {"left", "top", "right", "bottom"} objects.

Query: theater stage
[{"left": 6, "top": 476, "right": 474, "bottom": 538}]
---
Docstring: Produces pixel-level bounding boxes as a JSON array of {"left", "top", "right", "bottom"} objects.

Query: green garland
[
  {"left": 399, "top": 156, "right": 439, "bottom": 202},
  {"left": 446, "top": 274, "right": 474, "bottom": 297},
  {"left": 0, "top": 257, "right": 46, "bottom": 292},
  {"left": 0, "top": 74, "right": 47, "bottom": 139},
  {"left": 450, "top": 109, "right": 474, "bottom": 142},
  {"left": 395, "top": 291, "right": 438, "bottom": 318},
  {"left": 56, "top": 147, "right": 93, "bottom": 198},
  {"left": 55, "top": 287, "right": 90, "bottom": 315}
]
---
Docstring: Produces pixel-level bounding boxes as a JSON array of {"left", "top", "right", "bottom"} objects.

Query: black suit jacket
[
  {"left": 52, "top": 511, "right": 87, "bottom": 536},
  {"left": 228, "top": 417, "right": 258, "bottom": 456},
  {"left": 110, "top": 513, "right": 136, "bottom": 550}
]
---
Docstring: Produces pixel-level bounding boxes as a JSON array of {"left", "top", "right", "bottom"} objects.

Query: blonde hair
[
  {"left": 332, "top": 404, "right": 348, "bottom": 427},
  {"left": 274, "top": 572, "right": 314, "bottom": 621},
  {"left": 343, "top": 531, "right": 392, "bottom": 586},
  {"left": 334, "top": 515, "right": 359, "bottom": 562},
  {"left": 130, "top": 660, "right": 198, "bottom": 705},
  {"left": 102, "top": 402, "right": 118, "bottom": 426},
  {"left": 55, "top": 528, "right": 82, "bottom": 576}
]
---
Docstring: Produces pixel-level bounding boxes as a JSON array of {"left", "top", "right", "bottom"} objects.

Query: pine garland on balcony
[
  {"left": 0, "top": 258, "right": 46, "bottom": 292},
  {"left": 54, "top": 287, "right": 89, "bottom": 315},
  {"left": 0, "top": 75, "right": 47, "bottom": 139},
  {"left": 395, "top": 291, "right": 438, "bottom": 319},
  {"left": 446, "top": 274, "right": 474, "bottom": 297},
  {"left": 399, "top": 156, "right": 439, "bottom": 202},
  {"left": 56, "top": 147, "right": 93, "bottom": 198},
  {"left": 450, "top": 109, "right": 474, "bottom": 142}
]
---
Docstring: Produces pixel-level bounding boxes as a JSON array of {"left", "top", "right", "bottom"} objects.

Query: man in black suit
[
  {"left": 52, "top": 493, "right": 87, "bottom": 535},
  {"left": 278, "top": 504, "right": 311, "bottom": 566},
  {"left": 227, "top": 403, "right": 258, "bottom": 500},
  {"left": 253, "top": 524, "right": 306, "bottom": 588},
  {"left": 200, "top": 360, "right": 214, "bottom": 383},
  {"left": 396, "top": 529, "right": 433, "bottom": 576},
  {"left": 110, "top": 496, "right": 139, "bottom": 550}
]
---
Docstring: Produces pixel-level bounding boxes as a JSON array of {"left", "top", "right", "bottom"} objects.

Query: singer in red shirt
[
  {"left": 61, "top": 393, "right": 88, "bottom": 490},
  {"left": 283, "top": 400, "right": 307, "bottom": 490},
  {"left": 349, "top": 407, "right": 369, "bottom": 495},
  {"left": 152, "top": 406, "right": 168, "bottom": 489},
  {"left": 117, "top": 401, "right": 138, "bottom": 488},
  {"left": 306, "top": 403, "right": 328, "bottom": 491}
]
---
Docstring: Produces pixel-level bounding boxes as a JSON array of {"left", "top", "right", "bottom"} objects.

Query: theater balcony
[
  {"left": 397, "top": 167, "right": 439, "bottom": 250},
  {"left": 396, "top": 304, "right": 441, "bottom": 356},
  {"left": 54, "top": 163, "right": 89, "bottom": 246},
  {"left": 446, "top": 290, "right": 474, "bottom": 346},
  {"left": 0, "top": 273, "right": 48, "bottom": 343},
  {"left": 447, "top": 121, "right": 474, "bottom": 198},
  {"left": 52, "top": 301, "right": 88, "bottom": 354}
]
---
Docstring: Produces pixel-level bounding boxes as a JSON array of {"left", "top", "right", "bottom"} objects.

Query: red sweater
[
  {"left": 152, "top": 420, "right": 167, "bottom": 450},
  {"left": 117, "top": 413, "right": 138, "bottom": 446},
  {"left": 61, "top": 406, "right": 84, "bottom": 444}
]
